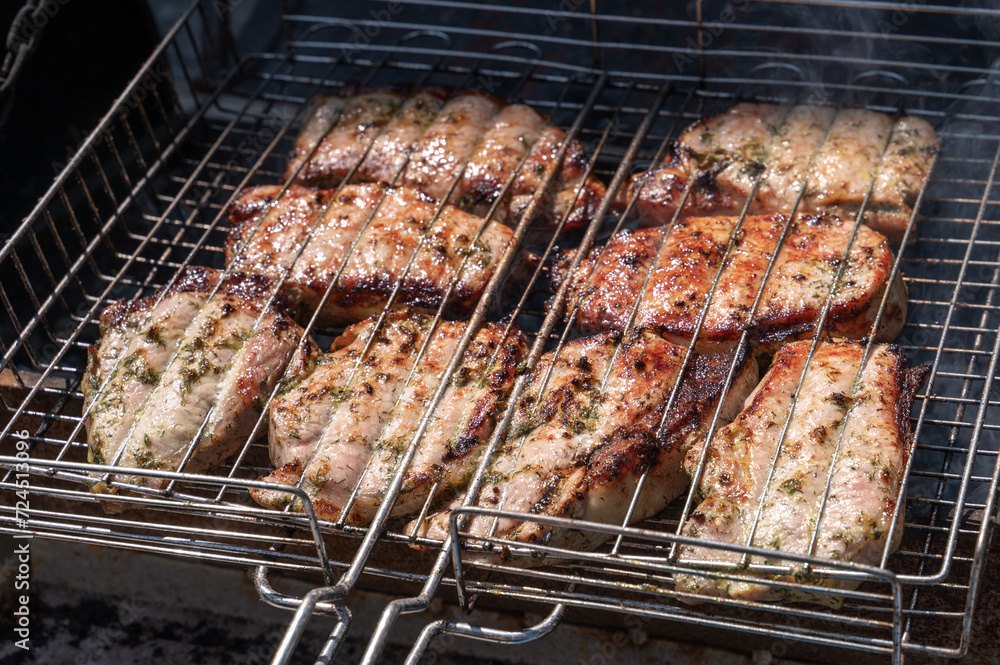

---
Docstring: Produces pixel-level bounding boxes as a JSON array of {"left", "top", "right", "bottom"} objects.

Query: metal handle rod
[
  {"left": 314, "top": 609, "right": 353, "bottom": 665},
  {"left": 254, "top": 566, "right": 345, "bottom": 615},
  {"left": 269, "top": 588, "right": 351, "bottom": 665},
  {"left": 404, "top": 603, "right": 565, "bottom": 665}
]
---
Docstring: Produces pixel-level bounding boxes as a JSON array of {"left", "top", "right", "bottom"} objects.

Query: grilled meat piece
[
  {"left": 508, "top": 124, "right": 606, "bottom": 232},
  {"left": 551, "top": 213, "right": 906, "bottom": 352},
  {"left": 675, "top": 340, "right": 929, "bottom": 606},
  {"left": 407, "top": 330, "right": 758, "bottom": 559},
  {"left": 289, "top": 90, "right": 405, "bottom": 186},
  {"left": 620, "top": 103, "right": 937, "bottom": 243},
  {"left": 251, "top": 309, "right": 527, "bottom": 525},
  {"left": 83, "top": 267, "right": 314, "bottom": 509},
  {"left": 226, "top": 183, "right": 514, "bottom": 327},
  {"left": 361, "top": 89, "right": 448, "bottom": 184},
  {"left": 287, "top": 89, "right": 606, "bottom": 230},
  {"left": 402, "top": 92, "right": 506, "bottom": 204}
]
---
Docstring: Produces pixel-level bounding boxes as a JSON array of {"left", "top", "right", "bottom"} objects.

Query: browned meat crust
[
  {"left": 83, "top": 267, "right": 315, "bottom": 510},
  {"left": 406, "top": 330, "right": 758, "bottom": 561},
  {"left": 551, "top": 213, "right": 907, "bottom": 351},
  {"left": 287, "top": 88, "right": 606, "bottom": 230},
  {"left": 618, "top": 103, "right": 938, "bottom": 244},
  {"left": 226, "top": 183, "right": 515, "bottom": 327}
]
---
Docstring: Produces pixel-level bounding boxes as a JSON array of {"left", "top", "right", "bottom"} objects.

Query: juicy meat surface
[
  {"left": 675, "top": 340, "right": 929, "bottom": 605},
  {"left": 250, "top": 308, "right": 527, "bottom": 525},
  {"left": 402, "top": 92, "right": 505, "bottom": 204},
  {"left": 551, "top": 213, "right": 907, "bottom": 351},
  {"left": 407, "top": 330, "right": 758, "bottom": 559},
  {"left": 290, "top": 90, "right": 405, "bottom": 186},
  {"left": 83, "top": 267, "right": 314, "bottom": 508},
  {"left": 620, "top": 103, "right": 938, "bottom": 243},
  {"left": 226, "top": 183, "right": 514, "bottom": 327},
  {"left": 287, "top": 89, "right": 606, "bottom": 230}
]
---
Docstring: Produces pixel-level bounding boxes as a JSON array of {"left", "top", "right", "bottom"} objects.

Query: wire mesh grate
[{"left": 2, "top": 1, "right": 1000, "bottom": 662}]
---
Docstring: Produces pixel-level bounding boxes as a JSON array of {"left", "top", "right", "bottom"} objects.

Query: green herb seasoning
[
  {"left": 781, "top": 478, "right": 803, "bottom": 495},
  {"left": 122, "top": 352, "right": 159, "bottom": 385}
]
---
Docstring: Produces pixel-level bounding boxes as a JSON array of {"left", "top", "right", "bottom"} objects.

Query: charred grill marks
[{"left": 676, "top": 340, "right": 929, "bottom": 606}]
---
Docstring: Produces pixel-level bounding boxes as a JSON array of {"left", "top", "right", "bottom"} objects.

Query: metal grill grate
[{"left": 2, "top": 1, "right": 1000, "bottom": 663}]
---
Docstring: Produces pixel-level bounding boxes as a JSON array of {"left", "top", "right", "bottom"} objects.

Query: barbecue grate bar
[{"left": 2, "top": 2, "right": 1000, "bottom": 663}]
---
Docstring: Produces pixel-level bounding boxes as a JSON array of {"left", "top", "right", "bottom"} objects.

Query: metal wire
[{"left": 2, "top": 1, "right": 1000, "bottom": 662}]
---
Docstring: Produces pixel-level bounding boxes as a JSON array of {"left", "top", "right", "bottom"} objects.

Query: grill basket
[{"left": 2, "top": 1, "right": 1000, "bottom": 663}]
